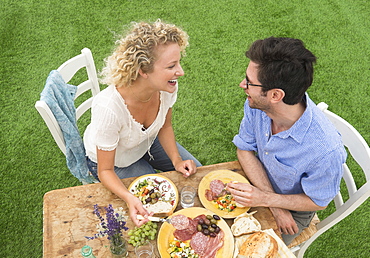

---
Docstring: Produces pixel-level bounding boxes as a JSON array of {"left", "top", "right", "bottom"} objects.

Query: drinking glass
[
  {"left": 180, "top": 186, "right": 196, "bottom": 208},
  {"left": 134, "top": 241, "right": 153, "bottom": 258}
]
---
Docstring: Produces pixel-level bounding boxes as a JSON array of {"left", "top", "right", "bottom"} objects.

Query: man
[{"left": 227, "top": 37, "right": 347, "bottom": 245}]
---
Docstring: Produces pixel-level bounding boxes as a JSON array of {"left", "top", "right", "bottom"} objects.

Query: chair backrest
[
  {"left": 35, "top": 48, "right": 100, "bottom": 155},
  {"left": 296, "top": 102, "right": 370, "bottom": 258}
]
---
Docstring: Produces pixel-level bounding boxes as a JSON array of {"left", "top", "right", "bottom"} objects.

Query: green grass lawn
[{"left": 1, "top": 0, "right": 369, "bottom": 257}]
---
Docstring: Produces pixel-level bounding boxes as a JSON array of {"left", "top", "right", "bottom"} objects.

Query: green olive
[
  {"left": 206, "top": 215, "right": 213, "bottom": 220},
  {"left": 197, "top": 224, "right": 202, "bottom": 232}
]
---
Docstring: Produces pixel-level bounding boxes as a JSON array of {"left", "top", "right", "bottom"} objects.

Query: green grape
[{"left": 127, "top": 221, "right": 159, "bottom": 247}]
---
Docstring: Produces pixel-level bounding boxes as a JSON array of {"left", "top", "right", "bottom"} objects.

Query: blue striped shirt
[{"left": 233, "top": 94, "right": 347, "bottom": 207}]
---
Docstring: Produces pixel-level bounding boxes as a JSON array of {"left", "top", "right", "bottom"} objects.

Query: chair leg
[{"left": 290, "top": 245, "right": 301, "bottom": 255}]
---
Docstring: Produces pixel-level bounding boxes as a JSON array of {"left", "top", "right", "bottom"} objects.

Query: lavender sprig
[{"left": 85, "top": 204, "right": 128, "bottom": 241}]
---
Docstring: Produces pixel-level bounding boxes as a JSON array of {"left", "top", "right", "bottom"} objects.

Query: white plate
[{"left": 128, "top": 174, "right": 178, "bottom": 215}]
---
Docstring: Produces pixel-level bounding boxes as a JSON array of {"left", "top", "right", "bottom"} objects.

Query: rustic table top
[{"left": 43, "top": 161, "right": 279, "bottom": 257}]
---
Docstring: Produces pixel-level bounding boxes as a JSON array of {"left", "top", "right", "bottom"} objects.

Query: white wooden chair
[
  {"left": 35, "top": 48, "right": 100, "bottom": 184},
  {"left": 35, "top": 48, "right": 100, "bottom": 155},
  {"left": 291, "top": 102, "right": 370, "bottom": 257}
]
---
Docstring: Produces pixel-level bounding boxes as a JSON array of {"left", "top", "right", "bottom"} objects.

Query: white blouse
[{"left": 83, "top": 84, "right": 177, "bottom": 167}]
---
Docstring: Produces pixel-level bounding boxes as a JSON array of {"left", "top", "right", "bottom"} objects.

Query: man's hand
[
  {"left": 226, "top": 182, "right": 268, "bottom": 207},
  {"left": 270, "top": 207, "right": 299, "bottom": 235}
]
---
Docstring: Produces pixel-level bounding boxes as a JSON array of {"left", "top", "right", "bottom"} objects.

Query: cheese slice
[{"left": 145, "top": 201, "right": 172, "bottom": 214}]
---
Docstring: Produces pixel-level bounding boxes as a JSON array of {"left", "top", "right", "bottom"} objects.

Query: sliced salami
[
  {"left": 173, "top": 217, "right": 198, "bottom": 241},
  {"left": 171, "top": 214, "right": 189, "bottom": 230},
  {"left": 190, "top": 232, "right": 210, "bottom": 256},
  {"left": 209, "top": 179, "right": 225, "bottom": 196},
  {"left": 205, "top": 189, "right": 215, "bottom": 201}
]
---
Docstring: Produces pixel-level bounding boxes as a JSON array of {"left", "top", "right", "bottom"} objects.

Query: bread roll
[{"left": 238, "top": 232, "right": 278, "bottom": 258}]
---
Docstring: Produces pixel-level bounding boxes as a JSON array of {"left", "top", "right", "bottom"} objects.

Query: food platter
[
  {"left": 157, "top": 207, "right": 234, "bottom": 258},
  {"left": 128, "top": 174, "right": 178, "bottom": 215},
  {"left": 198, "top": 170, "right": 250, "bottom": 218}
]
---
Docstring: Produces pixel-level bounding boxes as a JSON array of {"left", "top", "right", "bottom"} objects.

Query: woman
[{"left": 83, "top": 20, "right": 202, "bottom": 226}]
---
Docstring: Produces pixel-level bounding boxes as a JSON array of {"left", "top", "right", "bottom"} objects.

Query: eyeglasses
[{"left": 245, "top": 75, "right": 264, "bottom": 89}]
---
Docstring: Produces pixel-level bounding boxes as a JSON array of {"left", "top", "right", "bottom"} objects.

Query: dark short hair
[{"left": 246, "top": 37, "right": 317, "bottom": 105}]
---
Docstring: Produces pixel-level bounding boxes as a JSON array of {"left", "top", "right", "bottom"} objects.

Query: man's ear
[
  {"left": 270, "top": 89, "right": 285, "bottom": 103},
  {"left": 138, "top": 69, "right": 148, "bottom": 79}
]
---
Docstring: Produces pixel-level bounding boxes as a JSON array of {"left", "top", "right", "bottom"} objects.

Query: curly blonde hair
[{"left": 100, "top": 19, "right": 189, "bottom": 87}]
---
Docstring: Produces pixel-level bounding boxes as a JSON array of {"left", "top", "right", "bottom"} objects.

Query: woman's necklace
[{"left": 130, "top": 87, "right": 154, "bottom": 103}]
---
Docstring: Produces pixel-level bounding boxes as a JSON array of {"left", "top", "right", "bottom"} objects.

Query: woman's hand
[
  {"left": 174, "top": 159, "right": 197, "bottom": 178},
  {"left": 126, "top": 196, "right": 152, "bottom": 227}
]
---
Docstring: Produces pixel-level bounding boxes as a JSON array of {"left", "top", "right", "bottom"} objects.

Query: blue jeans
[{"left": 86, "top": 137, "right": 202, "bottom": 181}]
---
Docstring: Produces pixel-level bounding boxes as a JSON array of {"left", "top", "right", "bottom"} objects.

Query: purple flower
[{"left": 85, "top": 204, "right": 129, "bottom": 241}]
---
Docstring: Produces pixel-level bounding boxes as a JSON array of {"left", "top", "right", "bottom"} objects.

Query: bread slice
[
  {"left": 238, "top": 231, "right": 278, "bottom": 258},
  {"left": 231, "top": 212, "right": 261, "bottom": 237}
]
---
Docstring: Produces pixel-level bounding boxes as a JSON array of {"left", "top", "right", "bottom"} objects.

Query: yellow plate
[
  {"left": 157, "top": 207, "right": 234, "bottom": 258},
  {"left": 198, "top": 169, "right": 250, "bottom": 218},
  {"left": 128, "top": 174, "right": 178, "bottom": 215}
]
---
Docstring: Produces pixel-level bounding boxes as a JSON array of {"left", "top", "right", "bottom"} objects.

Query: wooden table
[{"left": 43, "top": 161, "right": 280, "bottom": 257}]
